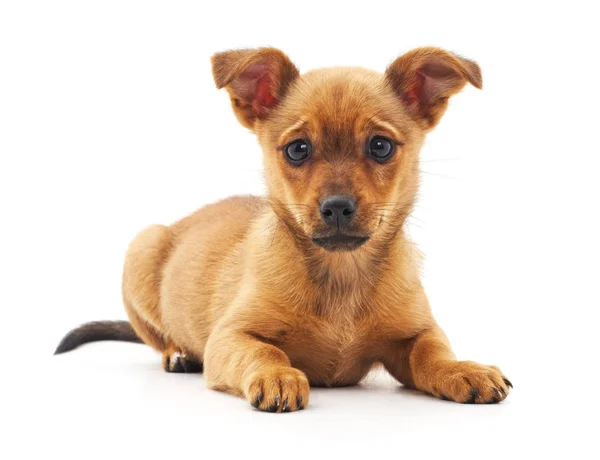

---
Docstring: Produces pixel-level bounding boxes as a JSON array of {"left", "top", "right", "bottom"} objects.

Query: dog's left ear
[
  {"left": 385, "top": 47, "right": 482, "bottom": 129},
  {"left": 211, "top": 48, "right": 300, "bottom": 130}
]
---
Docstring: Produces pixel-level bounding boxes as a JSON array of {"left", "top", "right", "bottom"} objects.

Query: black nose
[{"left": 320, "top": 195, "right": 356, "bottom": 228}]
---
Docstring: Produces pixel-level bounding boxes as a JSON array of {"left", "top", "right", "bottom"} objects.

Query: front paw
[
  {"left": 243, "top": 367, "right": 310, "bottom": 413},
  {"left": 428, "top": 361, "right": 512, "bottom": 404}
]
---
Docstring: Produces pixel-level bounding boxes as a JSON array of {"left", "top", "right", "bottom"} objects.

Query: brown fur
[{"left": 120, "top": 47, "right": 510, "bottom": 412}]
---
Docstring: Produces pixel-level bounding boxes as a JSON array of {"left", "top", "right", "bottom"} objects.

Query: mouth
[{"left": 311, "top": 233, "right": 370, "bottom": 252}]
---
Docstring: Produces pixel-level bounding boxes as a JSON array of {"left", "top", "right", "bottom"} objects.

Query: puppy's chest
[{"left": 282, "top": 316, "right": 379, "bottom": 387}]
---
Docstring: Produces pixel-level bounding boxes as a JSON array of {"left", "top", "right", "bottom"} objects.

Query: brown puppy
[{"left": 55, "top": 47, "right": 511, "bottom": 412}]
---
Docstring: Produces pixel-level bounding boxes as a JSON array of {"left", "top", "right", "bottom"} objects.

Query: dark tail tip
[{"left": 54, "top": 320, "right": 143, "bottom": 355}]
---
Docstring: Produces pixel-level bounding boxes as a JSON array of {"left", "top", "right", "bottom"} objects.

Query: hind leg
[
  {"left": 124, "top": 301, "right": 168, "bottom": 352},
  {"left": 125, "top": 299, "right": 202, "bottom": 373},
  {"left": 122, "top": 224, "right": 203, "bottom": 372},
  {"left": 122, "top": 225, "right": 176, "bottom": 354},
  {"left": 162, "top": 346, "right": 204, "bottom": 373}
]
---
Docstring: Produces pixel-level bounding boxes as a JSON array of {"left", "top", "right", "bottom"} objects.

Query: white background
[{"left": 1, "top": 1, "right": 599, "bottom": 458}]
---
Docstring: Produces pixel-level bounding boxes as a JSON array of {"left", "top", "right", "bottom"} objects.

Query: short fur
[
  {"left": 54, "top": 321, "right": 142, "bottom": 354},
  {"left": 56, "top": 47, "right": 511, "bottom": 411}
]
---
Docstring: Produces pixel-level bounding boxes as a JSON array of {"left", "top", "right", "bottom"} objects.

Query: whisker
[
  {"left": 419, "top": 169, "right": 458, "bottom": 180},
  {"left": 408, "top": 215, "right": 426, "bottom": 224},
  {"left": 420, "top": 158, "right": 462, "bottom": 163}
]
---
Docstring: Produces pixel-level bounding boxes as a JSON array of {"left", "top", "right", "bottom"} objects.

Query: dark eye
[
  {"left": 284, "top": 139, "right": 311, "bottom": 165},
  {"left": 367, "top": 136, "right": 395, "bottom": 162}
]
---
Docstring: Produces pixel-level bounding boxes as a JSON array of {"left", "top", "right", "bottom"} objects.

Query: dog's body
[
  {"left": 124, "top": 194, "right": 427, "bottom": 389},
  {"left": 56, "top": 48, "right": 511, "bottom": 412}
]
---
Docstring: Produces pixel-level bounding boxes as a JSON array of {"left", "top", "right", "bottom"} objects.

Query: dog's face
[{"left": 212, "top": 48, "right": 481, "bottom": 252}]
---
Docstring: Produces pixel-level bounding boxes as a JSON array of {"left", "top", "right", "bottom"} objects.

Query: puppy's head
[{"left": 212, "top": 47, "right": 481, "bottom": 252}]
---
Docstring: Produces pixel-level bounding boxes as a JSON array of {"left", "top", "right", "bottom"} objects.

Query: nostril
[{"left": 320, "top": 195, "right": 356, "bottom": 225}]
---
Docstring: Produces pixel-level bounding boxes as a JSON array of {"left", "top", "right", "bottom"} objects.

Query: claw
[
  {"left": 486, "top": 387, "right": 501, "bottom": 403},
  {"left": 265, "top": 402, "right": 279, "bottom": 413},
  {"left": 465, "top": 388, "right": 479, "bottom": 404}
]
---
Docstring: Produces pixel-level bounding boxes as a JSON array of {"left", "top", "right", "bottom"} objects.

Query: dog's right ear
[{"left": 211, "top": 48, "right": 299, "bottom": 130}]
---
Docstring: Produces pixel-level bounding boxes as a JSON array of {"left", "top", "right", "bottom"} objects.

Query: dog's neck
[{"left": 264, "top": 205, "right": 408, "bottom": 318}]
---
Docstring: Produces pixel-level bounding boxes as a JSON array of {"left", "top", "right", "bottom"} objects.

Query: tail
[{"left": 54, "top": 320, "right": 143, "bottom": 355}]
